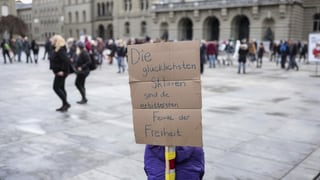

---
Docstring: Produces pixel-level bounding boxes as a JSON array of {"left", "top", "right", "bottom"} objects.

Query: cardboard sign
[
  {"left": 128, "top": 41, "right": 200, "bottom": 82},
  {"left": 128, "top": 41, "right": 202, "bottom": 147}
]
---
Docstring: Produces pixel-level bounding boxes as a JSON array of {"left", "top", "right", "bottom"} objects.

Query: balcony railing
[
  {"left": 95, "top": 12, "right": 113, "bottom": 21},
  {"left": 151, "top": 0, "right": 303, "bottom": 12}
]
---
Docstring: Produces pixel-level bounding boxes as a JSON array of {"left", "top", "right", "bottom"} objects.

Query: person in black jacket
[
  {"left": 49, "top": 35, "right": 71, "bottom": 112},
  {"left": 74, "top": 41, "right": 91, "bottom": 104},
  {"left": 31, "top": 40, "right": 39, "bottom": 64},
  {"left": 238, "top": 39, "right": 249, "bottom": 74}
]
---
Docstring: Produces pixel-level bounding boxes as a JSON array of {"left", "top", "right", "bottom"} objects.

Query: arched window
[
  {"left": 110, "top": 1, "right": 113, "bottom": 12},
  {"left": 82, "top": 11, "right": 86, "bottom": 22},
  {"left": 106, "top": 2, "right": 110, "bottom": 13},
  {"left": 313, "top": 14, "right": 320, "bottom": 31},
  {"left": 125, "top": 22, "right": 130, "bottom": 36}
]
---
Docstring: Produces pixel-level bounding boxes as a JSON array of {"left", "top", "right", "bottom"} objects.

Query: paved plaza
[{"left": 0, "top": 49, "right": 320, "bottom": 180}]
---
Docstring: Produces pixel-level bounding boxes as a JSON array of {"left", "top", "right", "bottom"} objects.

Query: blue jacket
[{"left": 144, "top": 145, "right": 205, "bottom": 180}]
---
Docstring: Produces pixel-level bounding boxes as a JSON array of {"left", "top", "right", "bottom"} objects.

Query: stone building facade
[
  {"left": 15, "top": 0, "right": 320, "bottom": 42},
  {"left": 0, "top": 0, "right": 16, "bottom": 16},
  {"left": 64, "top": 0, "right": 93, "bottom": 39},
  {"left": 151, "top": 0, "right": 320, "bottom": 42},
  {"left": 16, "top": 2, "right": 32, "bottom": 38},
  {"left": 29, "top": 0, "right": 64, "bottom": 41}
]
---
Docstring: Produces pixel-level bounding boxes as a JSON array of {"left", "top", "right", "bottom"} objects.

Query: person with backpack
[
  {"left": 279, "top": 40, "right": 288, "bottom": 69},
  {"left": 1, "top": 39, "right": 12, "bottom": 64},
  {"left": 31, "top": 40, "right": 40, "bottom": 64},
  {"left": 238, "top": 39, "right": 249, "bottom": 74},
  {"left": 74, "top": 41, "right": 91, "bottom": 104}
]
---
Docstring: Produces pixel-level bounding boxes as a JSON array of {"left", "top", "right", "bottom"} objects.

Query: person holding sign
[{"left": 144, "top": 145, "right": 205, "bottom": 180}]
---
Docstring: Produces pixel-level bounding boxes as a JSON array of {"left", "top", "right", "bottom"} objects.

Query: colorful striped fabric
[{"left": 165, "top": 146, "right": 176, "bottom": 180}]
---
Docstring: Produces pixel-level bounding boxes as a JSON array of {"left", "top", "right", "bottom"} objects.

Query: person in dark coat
[
  {"left": 144, "top": 145, "right": 205, "bottom": 180},
  {"left": 257, "top": 42, "right": 265, "bottom": 68},
  {"left": 23, "top": 36, "right": 33, "bottom": 63},
  {"left": 31, "top": 40, "right": 40, "bottom": 64},
  {"left": 49, "top": 35, "right": 71, "bottom": 112},
  {"left": 200, "top": 40, "right": 206, "bottom": 74},
  {"left": 238, "top": 39, "right": 249, "bottom": 74},
  {"left": 287, "top": 39, "right": 299, "bottom": 71},
  {"left": 74, "top": 41, "right": 91, "bottom": 104},
  {"left": 43, "top": 38, "right": 53, "bottom": 60},
  {"left": 1, "top": 39, "right": 12, "bottom": 64}
]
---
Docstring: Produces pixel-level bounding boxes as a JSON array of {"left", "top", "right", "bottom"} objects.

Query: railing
[
  {"left": 95, "top": 13, "right": 113, "bottom": 21},
  {"left": 151, "top": 0, "right": 303, "bottom": 12}
]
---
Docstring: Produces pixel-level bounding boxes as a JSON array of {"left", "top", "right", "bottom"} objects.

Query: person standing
[
  {"left": 206, "top": 41, "right": 217, "bottom": 68},
  {"left": 15, "top": 37, "right": 23, "bottom": 62},
  {"left": 257, "top": 42, "right": 265, "bottom": 68},
  {"left": 144, "top": 145, "right": 205, "bottom": 180},
  {"left": 238, "top": 39, "right": 249, "bottom": 74},
  {"left": 23, "top": 36, "right": 33, "bottom": 63},
  {"left": 74, "top": 41, "right": 91, "bottom": 104},
  {"left": 31, "top": 40, "right": 40, "bottom": 64},
  {"left": 200, "top": 40, "right": 206, "bottom": 74},
  {"left": 49, "top": 35, "right": 71, "bottom": 112},
  {"left": 42, "top": 38, "right": 52, "bottom": 60},
  {"left": 116, "top": 39, "right": 126, "bottom": 73},
  {"left": 279, "top": 40, "right": 288, "bottom": 69}
]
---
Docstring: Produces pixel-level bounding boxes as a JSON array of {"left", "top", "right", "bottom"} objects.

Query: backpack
[
  {"left": 89, "top": 53, "right": 97, "bottom": 70},
  {"left": 280, "top": 44, "right": 287, "bottom": 53}
]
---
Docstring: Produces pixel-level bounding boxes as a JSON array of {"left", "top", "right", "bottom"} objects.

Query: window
[
  {"left": 140, "top": 0, "right": 148, "bottom": 10},
  {"left": 102, "top": 3, "right": 105, "bottom": 15},
  {"left": 75, "top": 11, "right": 79, "bottom": 23},
  {"left": 83, "top": 11, "right": 86, "bottom": 22},
  {"left": 313, "top": 14, "right": 320, "bottom": 31},
  {"left": 97, "top": 3, "right": 101, "bottom": 16},
  {"left": 69, "top": 29, "right": 73, "bottom": 37},
  {"left": 68, "top": 12, "right": 72, "bottom": 23},
  {"left": 125, "top": 22, "right": 130, "bottom": 36},
  {"left": 141, "top": 21, "right": 147, "bottom": 36},
  {"left": 124, "top": 0, "right": 132, "bottom": 11}
]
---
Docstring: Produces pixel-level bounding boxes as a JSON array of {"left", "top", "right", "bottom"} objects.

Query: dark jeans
[
  {"left": 2, "top": 50, "right": 12, "bottom": 63},
  {"left": 53, "top": 75, "right": 68, "bottom": 105},
  {"left": 75, "top": 72, "right": 89, "bottom": 100}
]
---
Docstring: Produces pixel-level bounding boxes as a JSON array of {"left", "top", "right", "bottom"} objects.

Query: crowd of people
[{"left": 199, "top": 38, "right": 309, "bottom": 74}]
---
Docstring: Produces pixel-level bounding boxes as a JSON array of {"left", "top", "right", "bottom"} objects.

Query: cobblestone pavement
[{"left": 0, "top": 49, "right": 320, "bottom": 180}]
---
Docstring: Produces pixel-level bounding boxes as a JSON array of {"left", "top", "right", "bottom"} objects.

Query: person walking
[
  {"left": 238, "top": 39, "right": 249, "bottom": 74},
  {"left": 144, "top": 145, "right": 205, "bottom": 180},
  {"left": 287, "top": 40, "right": 299, "bottom": 71},
  {"left": 49, "top": 35, "right": 71, "bottom": 112},
  {"left": 31, "top": 40, "right": 40, "bottom": 64},
  {"left": 1, "top": 39, "right": 12, "bottom": 64},
  {"left": 74, "top": 41, "right": 91, "bottom": 104}
]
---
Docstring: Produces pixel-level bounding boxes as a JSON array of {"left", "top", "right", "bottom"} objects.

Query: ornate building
[
  {"left": 16, "top": 0, "right": 320, "bottom": 42},
  {"left": 151, "top": 0, "right": 320, "bottom": 41}
]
